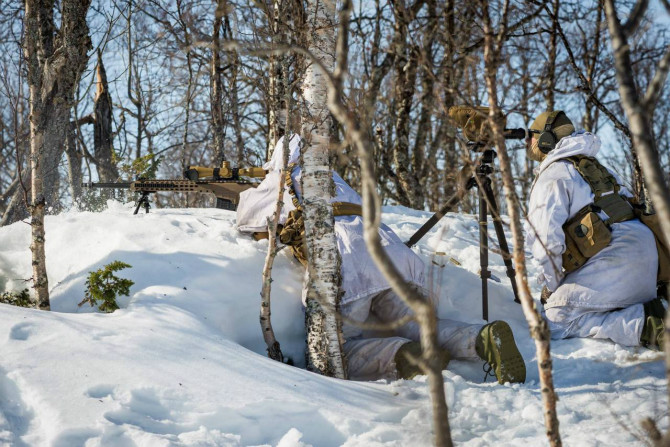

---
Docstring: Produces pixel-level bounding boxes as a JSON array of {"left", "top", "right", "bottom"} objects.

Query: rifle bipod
[
  {"left": 405, "top": 148, "right": 520, "bottom": 321},
  {"left": 134, "top": 192, "right": 152, "bottom": 215}
]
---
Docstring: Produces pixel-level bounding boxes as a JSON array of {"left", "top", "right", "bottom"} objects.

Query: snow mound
[{"left": 0, "top": 203, "right": 665, "bottom": 446}]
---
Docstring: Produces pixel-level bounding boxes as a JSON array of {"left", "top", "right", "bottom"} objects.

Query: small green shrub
[
  {"left": 117, "top": 153, "right": 162, "bottom": 179},
  {"left": 0, "top": 289, "right": 33, "bottom": 308},
  {"left": 79, "top": 261, "right": 134, "bottom": 313}
]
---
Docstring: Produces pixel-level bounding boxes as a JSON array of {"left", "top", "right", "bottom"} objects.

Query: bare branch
[
  {"left": 622, "top": 0, "right": 649, "bottom": 38},
  {"left": 642, "top": 45, "right": 670, "bottom": 110}
]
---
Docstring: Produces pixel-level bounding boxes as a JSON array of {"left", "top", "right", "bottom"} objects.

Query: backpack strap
[{"left": 563, "top": 156, "right": 635, "bottom": 226}]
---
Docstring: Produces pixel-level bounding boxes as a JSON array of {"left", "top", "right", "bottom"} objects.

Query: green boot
[
  {"left": 395, "top": 341, "right": 451, "bottom": 380},
  {"left": 476, "top": 321, "right": 526, "bottom": 384},
  {"left": 641, "top": 299, "right": 666, "bottom": 350}
]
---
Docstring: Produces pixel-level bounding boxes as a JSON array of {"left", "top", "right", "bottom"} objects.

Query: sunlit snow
[{"left": 0, "top": 201, "right": 665, "bottom": 446}]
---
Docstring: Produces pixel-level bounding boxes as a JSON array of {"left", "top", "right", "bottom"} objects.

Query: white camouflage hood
[{"left": 537, "top": 131, "right": 601, "bottom": 175}]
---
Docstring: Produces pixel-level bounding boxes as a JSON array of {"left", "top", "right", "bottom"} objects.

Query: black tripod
[{"left": 406, "top": 147, "right": 520, "bottom": 321}]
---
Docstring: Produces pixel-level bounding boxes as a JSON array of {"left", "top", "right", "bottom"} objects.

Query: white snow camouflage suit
[
  {"left": 237, "top": 135, "right": 483, "bottom": 380},
  {"left": 525, "top": 131, "right": 658, "bottom": 346}
]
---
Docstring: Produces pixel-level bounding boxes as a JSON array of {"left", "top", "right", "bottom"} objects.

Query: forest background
[
  {"left": 0, "top": 1, "right": 669, "bottom": 445},
  {"left": 1, "top": 0, "right": 668, "bottom": 223}
]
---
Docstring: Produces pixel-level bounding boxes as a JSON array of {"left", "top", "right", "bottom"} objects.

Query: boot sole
[{"left": 487, "top": 321, "right": 526, "bottom": 384}]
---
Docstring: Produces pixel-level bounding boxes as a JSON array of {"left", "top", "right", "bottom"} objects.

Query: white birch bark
[
  {"left": 480, "top": 1, "right": 562, "bottom": 445},
  {"left": 24, "top": 0, "right": 92, "bottom": 309},
  {"left": 603, "top": 0, "right": 670, "bottom": 256},
  {"left": 301, "top": 0, "right": 346, "bottom": 379},
  {"left": 603, "top": 2, "right": 670, "bottom": 443}
]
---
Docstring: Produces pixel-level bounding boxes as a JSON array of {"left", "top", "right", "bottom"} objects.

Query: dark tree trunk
[{"left": 94, "top": 49, "right": 117, "bottom": 182}]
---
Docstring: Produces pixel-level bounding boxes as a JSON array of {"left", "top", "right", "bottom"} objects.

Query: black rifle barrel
[
  {"left": 503, "top": 128, "right": 527, "bottom": 140},
  {"left": 82, "top": 182, "right": 132, "bottom": 188}
]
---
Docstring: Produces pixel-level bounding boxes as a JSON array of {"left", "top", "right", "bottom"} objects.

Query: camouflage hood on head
[
  {"left": 263, "top": 134, "right": 302, "bottom": 171},
  {"left": 537, "top": 131, "right": 601, "bottom": 175}
]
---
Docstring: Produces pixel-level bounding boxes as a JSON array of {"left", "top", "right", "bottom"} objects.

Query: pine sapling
[
  {"left": 0, "top": 289, "right": 33, "bottom": 308},
  {"left": 79, "top": 261, "right": 134, "bottom": 313}
]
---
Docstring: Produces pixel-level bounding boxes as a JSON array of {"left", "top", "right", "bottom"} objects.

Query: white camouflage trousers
[{"left": 341, "top": 289, "right": 482, "bottom": 381}]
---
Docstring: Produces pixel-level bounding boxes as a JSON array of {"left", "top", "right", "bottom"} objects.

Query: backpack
[{"left": 558, "top": 156, "right": 669, "bottom": 295}]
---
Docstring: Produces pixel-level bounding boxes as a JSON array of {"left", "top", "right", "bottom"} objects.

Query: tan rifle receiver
[{"left": 184, "top": 161, "right": 266, "bottom": 181}]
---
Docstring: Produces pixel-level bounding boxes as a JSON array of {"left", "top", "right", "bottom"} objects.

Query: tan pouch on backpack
[
  {"left": 633, "top": 209, "right": 670, "bottom": 284},
  {"left": 562, "top": 206, "right": 612, "bottom": 272}
]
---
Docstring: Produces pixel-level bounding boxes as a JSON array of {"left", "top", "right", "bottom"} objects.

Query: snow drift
[{"left": 0, "top": 201, "right": 665, "bottom": 446}]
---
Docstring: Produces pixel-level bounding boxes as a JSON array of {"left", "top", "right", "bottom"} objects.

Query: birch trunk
[
  {"left": 315, "top": 1, "right": 453, "bottom": 444},
  {"left": 301, "top": 0, "right": 346, "bottom": 379},
  {"left": 24, "top": 0, "right": 92, "bottom": 309},
  {"left": 259, "top": 26, "right": 293, "bottom": 361},
  {"left": 480, "top": 1, "right": 562, "bottom": 445},
  {"left": 603, "top": 3, "right": 670, "bottom": 441},
  {"left": 259, "top": 130, "right": 289, "bottom": 362},
  {"left": 603, "top": 0, "right": 670, "bottom": 255}
]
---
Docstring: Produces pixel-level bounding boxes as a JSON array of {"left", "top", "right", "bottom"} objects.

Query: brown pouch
[
  {"left": 634, "top": 210, "right": 670, "bottom": 283},
  {"left": 562, "top": 207, "right": 612, "bottom": 272}
]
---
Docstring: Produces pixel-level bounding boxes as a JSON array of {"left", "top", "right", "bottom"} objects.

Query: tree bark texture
[
  {"left": 301, "top": 0, "right": 346, "bottom": 379},
  {"left": 65, "top": 121, "right": 82, "bottom": 202},
  {"left": 259, "top": 48, "right": 294, "bottom": 363},
  {"left": 94, "top": 49, "right": 117, "bottom": 183},
  {"left": 544, "top": 0, "right": 559, "bottom": 110},
  {"left": 211, "top": 0, "right": 226, "bottom": 166},
  {"left": 259, "top": 139, "right": 288, "bottom": 362},
  {"left": 390, "top": 2, "right": 423, "bottom": 209},
  {"left": 604, "top": 0, "right": 670, "bottom": 252},
  {"left": 24, "top": 0, "right": 92, "bottom": 309},
  {"left": 324, "top": 2, "right": 453, "bottom": 444},
  {"left": 480, "top": 1, "right": 562, "bottom": 445}
]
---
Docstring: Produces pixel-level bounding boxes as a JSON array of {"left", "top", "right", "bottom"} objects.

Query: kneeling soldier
[{"left": 525, "top": 111, "right": 665, "bottom": 349}]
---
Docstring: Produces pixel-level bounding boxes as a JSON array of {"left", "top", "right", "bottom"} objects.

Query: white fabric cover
[
  {"left": 524, "top": 131, "right": 658, "bottom": 345},
  {"left": 237, "top": 135, "right": 425, "bottom": 304},
  {"left": 237, "top": 135, "right": 484, "bottom": 379}
]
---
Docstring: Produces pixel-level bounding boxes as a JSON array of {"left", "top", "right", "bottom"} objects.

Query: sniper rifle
[{"left": 83, "top": 161, "right": 266, "bottom": 214}]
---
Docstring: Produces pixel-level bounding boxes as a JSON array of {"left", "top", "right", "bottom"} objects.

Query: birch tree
[
  {"left": 24, "top": 0, "right": 92, "bottom": 308},
  {"left": 603, "top": 2, "right": 670, "bottom": 442},
  {"left": 479, "top": 0, "right": 562, "bottom": 445},
  {"left": 300, "top": 0, "right": 346, "bottom": 379},
  {"left": 603, "top": 0, "right": 670, "bottom": 252}
]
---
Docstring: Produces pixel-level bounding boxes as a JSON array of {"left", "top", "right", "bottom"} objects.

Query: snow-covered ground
[{"left": 0, "top": 201, "right": 665, "bottom": 446}]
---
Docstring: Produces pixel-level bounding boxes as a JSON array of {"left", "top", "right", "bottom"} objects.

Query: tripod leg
[
  {"left": 483, "top": 181, "right": 521, "bottom": 304},
  {"left": 478, "top": 184, "right": 490, "bottom": 321},
  {"left": 405, "top": 188, "right": 466, "bottom": 247}
]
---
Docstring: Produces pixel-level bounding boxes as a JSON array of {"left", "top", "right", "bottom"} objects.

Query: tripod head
[{"left": 459, "top": 148, "right": 497, "bottom": 191}]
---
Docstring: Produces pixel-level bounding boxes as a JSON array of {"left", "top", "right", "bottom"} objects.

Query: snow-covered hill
[{"left": 0, "top": 201, "right": 665, "bottom": 446}]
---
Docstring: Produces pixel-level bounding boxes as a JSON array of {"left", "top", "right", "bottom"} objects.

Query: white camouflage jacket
[{"left": 524, "top": 131, "right": 657, "bottom": 309}]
